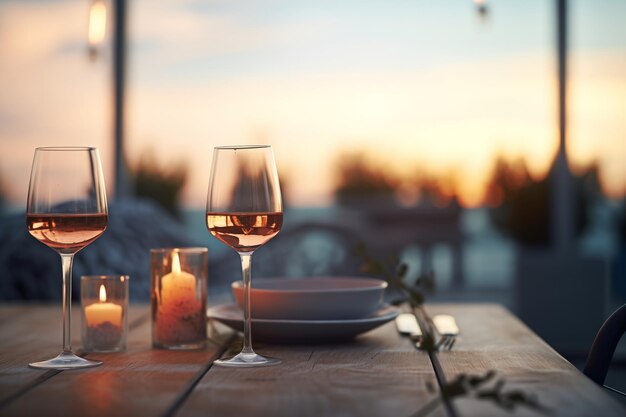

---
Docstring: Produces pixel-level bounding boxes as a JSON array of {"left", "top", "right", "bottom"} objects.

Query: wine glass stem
[
  {"left": 60, "top": 253, "right": 74, "bottom": 353},
  {"left": 239, "top": 253, "right": 254, "bottom": 354}
]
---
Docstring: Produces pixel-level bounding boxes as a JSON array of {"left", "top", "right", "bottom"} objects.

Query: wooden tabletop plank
[
  {"left": 3, "top": 303, "right": 623, "bottom": 417},
  {"left": 426, "top": 303, "right": 626, "bottom": 417},
  {"left": 176, "top": 320, "right": 447, "bottom": 417},
  {"left": 0, "top": 305, "right": 149, "bottom": 410},
  {"left": 0, "top": 305, "right": 145, "bottom": 372},
  {"left": 0, "top": 304, "right": 91, "bottom": 405},
  {"left": 0, "top": 305, "right": 232, "bottom": 417},
  {"left": 0, "top": 304, "right": 34, "bottom": 324}
]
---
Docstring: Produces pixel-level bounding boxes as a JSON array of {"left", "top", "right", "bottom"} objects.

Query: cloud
[
  {"left": 1, "top": 0, "right": 625, "bottom": 207},
  {"left": 0, "top": 0, "right": 111, "bottom": 204}
]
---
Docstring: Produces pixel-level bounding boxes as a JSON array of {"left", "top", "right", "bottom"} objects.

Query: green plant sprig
[
  {"left": 355, "top": 243, "right": 438, "bottom": 350},
  {"left": 357, "top": 244, "right": 548, "bottom": 415},
  {"left": 438, "top": 371, "right": 549, "bottom": 413},
  {"left": 355, "top": 243, "right": 434, "bottom": 309}
]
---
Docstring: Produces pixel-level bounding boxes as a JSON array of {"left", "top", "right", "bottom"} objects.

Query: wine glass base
[
  {"left": 29, "top": 351, "right": 102, "bottom": 370},
  {"left": 214, "top": 352, "right": 281, "bottom": 368}
]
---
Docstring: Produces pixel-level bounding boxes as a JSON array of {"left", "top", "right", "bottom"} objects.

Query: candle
[
  {"left": 85, "top": 285, "right": 123, "bottom": 328},
  {"left": 154, "top": 251, "right": 206, "bottom": 347},
  {"left": 84, "top": 285, "right": 123, "bottom": 349},
  {"left": 160, "top": 252, "right": 197, "bottom": 307}
]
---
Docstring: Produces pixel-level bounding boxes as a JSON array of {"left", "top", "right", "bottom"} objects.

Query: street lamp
[
  {"left": 474, "top": 0, "right": 489, "bottom": 23},
  {"left": 87, "top": 0, "right": 107, "bottom": 60},
  {"left": 86, "top": 0, "right": 129, "bottom": 199}
]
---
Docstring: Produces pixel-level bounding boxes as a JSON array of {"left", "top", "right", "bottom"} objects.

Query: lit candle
[
  {"left": 85, "top": 285, "right": 122, "bottom": 328},
  {"left": 84, "top": 285, "right": 123, "bottom": 348},
  {"left": 156, "top": 252, "right": 204, "bottom": 345},
  {"left": 161, "top": 252, "right": 197, "bottom": 306}
]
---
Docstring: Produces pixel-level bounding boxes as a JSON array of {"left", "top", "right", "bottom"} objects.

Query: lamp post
[
  {"left": 112, "top": 0, "right": 130, "bottom": 199},
  {"left": 474, "top": 0, "right": 574, "bottom": 254},
  {"left": 87, "top": 0, "right": 130, "bottom": 200},
  {"left": 553, "top": 0, "right": 574, "bottom": 257}
]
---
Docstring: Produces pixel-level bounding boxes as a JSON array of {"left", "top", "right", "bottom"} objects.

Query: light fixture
[
  {"left": 88, "top": 0, "right": 107, "bottom": 60},
  {"left": 474, "top": 0, "right": 489, "bottom": 23}
]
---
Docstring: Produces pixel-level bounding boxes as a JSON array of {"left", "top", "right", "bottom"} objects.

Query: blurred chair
[
  {"left": 361, "top": 200, "right": 464, "bottom": 287},
  {"left": 584, "top": 304, "right": 626, "bottom": 395},
  {"left": 254, "top": 222, "right": 364, "bottom": 278}
]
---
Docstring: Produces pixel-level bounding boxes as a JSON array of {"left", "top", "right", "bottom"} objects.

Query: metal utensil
[
  {"left": 432, "top": 314, "right": 459, "bottom": 351},
  {"left": 395, "top": 313, "right": 423, "bottom": 340},
  {"left": 432, "top": 314, "right": 459, "bottom": 336}
]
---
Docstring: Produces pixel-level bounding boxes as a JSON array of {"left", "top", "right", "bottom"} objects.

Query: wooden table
[{"left": 0, "top": 303, "right": 623, "bottom": 417}]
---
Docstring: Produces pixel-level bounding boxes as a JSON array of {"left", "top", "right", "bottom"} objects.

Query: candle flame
[
  {"left": 88, "top": 0, "right": 107, "bottom": 47},
  {"left": 172, "top": 252, "right": 182, "bottom": 274},
  {"left": 99, "top": 284, "right": 107, "bottom": 302}
]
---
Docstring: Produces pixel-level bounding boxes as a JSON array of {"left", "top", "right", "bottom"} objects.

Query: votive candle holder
[
  {"left": 81, "top": 275, "right": 129, "bottom": 352},
  {"left": 151, "top": 248, "right": 208, "bottom": 349}
]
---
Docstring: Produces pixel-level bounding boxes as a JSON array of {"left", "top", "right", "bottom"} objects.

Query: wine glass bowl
[
  {"left": 205, "top": 213, "right": 282, "bottom": 253},
  {"left": 27, "top": 212, "right": 108, "bottom": 254},
  {"left": 206, "top": 145, "right": 282, "bottom": 367},
  {"left": 26, "top": 147, "right": 108, "bottom": 370}
]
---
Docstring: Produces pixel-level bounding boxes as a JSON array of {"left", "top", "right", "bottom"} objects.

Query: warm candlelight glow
[
  {"left": 154, "top": 249, "right": 206, "bottom": 347},
  {"left": 88, "top": 0, "right": 107, "bottom": 47},
  {"left": 82, "top": 276, "right": 128, "bottom": 352},
  {"left": 172, "top": 252, "right": 182, "bottom": 275},
  {"left": 161, "top": 252, "right": 197, "bottom": 305},
  {"left": 85, "top": 285, "right": 122, "bottom": 328}
]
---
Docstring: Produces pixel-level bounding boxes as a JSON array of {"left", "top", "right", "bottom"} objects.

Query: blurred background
[{"left": 0, "top": 0, "right": 625, "bottom": 373}]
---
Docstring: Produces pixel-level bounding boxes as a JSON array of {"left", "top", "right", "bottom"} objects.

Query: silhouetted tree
[
  {"left": 334, "top": 151, "right": 460, "bottom": 207},
  {"left": 412, "top": 170, "right": 459, "bottom": 207},
  {"left": 132, "top": 151, "right": 187, "bottom": 220},
  {"left": 334, "top": 152, "right": 398, "bottom": 204},
  {"left": 485, "top": 156, "right": 598, "bottom": 246}
]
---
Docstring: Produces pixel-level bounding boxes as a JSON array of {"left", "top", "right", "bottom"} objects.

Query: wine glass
[
  {"left": 26, "top": 147, "right": 108, "bottom": 369},
  {"left": 206, "top": 145, "right": 283, "bottom": 367}
]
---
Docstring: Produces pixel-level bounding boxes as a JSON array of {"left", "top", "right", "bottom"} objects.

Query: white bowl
[{"left": 231, "top": 277, "right": 388, "bottom": 320}]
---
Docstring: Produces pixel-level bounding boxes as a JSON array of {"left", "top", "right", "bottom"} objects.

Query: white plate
[{"left": 208, "top": 304, "right": 399, "bottom": 343}]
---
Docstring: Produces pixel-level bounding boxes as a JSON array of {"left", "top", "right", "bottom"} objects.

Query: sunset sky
[{"left": 1, "top": 0, "right": 625, "bottom": 208}]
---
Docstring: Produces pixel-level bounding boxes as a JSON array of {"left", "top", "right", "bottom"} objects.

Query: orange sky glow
[{"left": 0, "top": 0, "right": 624, "bottom": 209}]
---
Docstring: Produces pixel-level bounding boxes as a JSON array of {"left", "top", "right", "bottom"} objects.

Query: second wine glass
[{"left": 206, "top": 145, "right": 282, "bottom": 367}]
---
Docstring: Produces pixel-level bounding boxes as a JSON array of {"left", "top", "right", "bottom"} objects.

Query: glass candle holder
[
  {"left": 81, "top": 275, "right": 129, "bottom": 352},
  {"left": 151, "top": 248, "right": 208, "bottom": 349}
]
